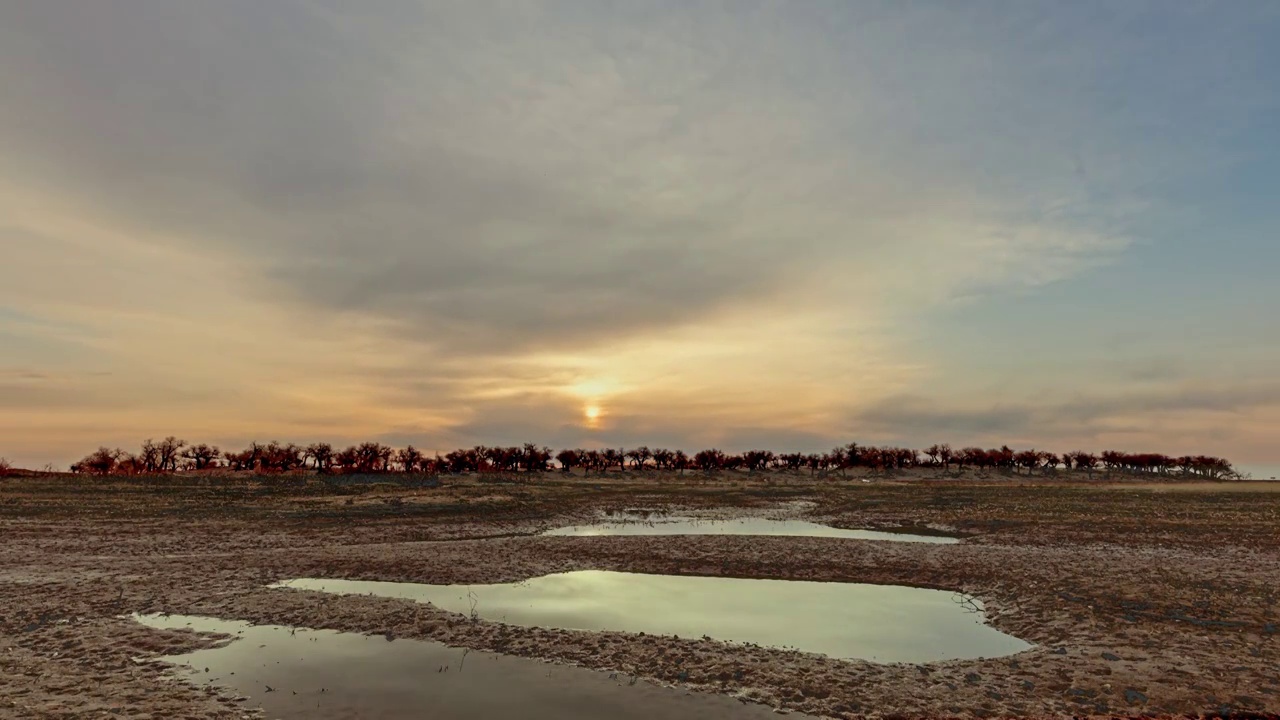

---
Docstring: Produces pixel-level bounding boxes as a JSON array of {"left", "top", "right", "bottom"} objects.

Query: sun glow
[{"left": 584, "top": 404, "right": 602, "bottom": 424}]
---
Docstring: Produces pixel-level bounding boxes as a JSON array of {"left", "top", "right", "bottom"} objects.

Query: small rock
[
  {"left": 1124, "top": 689, "right": 1148, "bottom": 704},
  {"left": 1102, "top": 652, "right": 1121, "bottom": 662},
  {"left": 1235, "top": 695, "right": 1263, "bottom": 709},
  {"left": 964, "top": 672, "right": 982, "bottom": 685},
  {"left": 1021, "top": 681, "right": 1036, "bottom": 691},
  {"left": 1067, "top": 688, "right": 1098, "bottom": 699},
  {"left": 986, "top": 690, "right": 1004, "bottom": 701},
  {"left": 1051, "top": 647, "right": 1068, "bottom": 655}
]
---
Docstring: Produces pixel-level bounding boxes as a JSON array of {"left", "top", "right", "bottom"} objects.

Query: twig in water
[{"left": 952, "top": 592, "right": 981, "bottom": 614}]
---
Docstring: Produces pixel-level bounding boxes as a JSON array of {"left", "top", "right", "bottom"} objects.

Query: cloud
[
  {"left": 0, "top": 1, "right": 1158, "bottom": 359},
  {"left": 852, "top": 382, "right": 1280, "bottom": 451},
  {"left": 426, "top": 397, "right": 845, "bottom": 456},
  {"left": 1, "top": 2, "right": 1277, "bottom": 466}
]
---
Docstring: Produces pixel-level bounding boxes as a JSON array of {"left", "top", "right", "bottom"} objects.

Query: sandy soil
[{"left": 2, "top": 469, "right": 1278, "bottom": 719}]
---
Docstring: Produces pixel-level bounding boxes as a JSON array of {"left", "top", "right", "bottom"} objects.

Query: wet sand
[{"left": 2, "top": 469, "right": 1278, "bottom": 719}]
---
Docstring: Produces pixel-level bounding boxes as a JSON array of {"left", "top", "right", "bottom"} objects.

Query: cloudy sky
[{"left": 2, "top": 1, "right": 1278, "bottom": 472}]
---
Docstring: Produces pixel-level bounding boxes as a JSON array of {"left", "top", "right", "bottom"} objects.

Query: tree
[
  {"left": 259, "top": 442, "right": 303, "bottom": 473},
  {"left": 937, "top": 443, "right": 954, "bottom": 470},
  {"left": 341, "top": 442, "right": 394, "bottom": 473},
  {"left": 579, "top": 450, "right": 603, "bottom": 475},
  {"left": 635, "top": 446, "right": 653, "bottom": 469},
  {"left": 924, "top": 444, "right": 943, "bottom": 466},
  {"left": 116, "top": 452, "right": 147, "bottom": 475},
  {"left": 844, "top": 443, "right": 863, "bottom": 469},
  {"left": 827, "top": 447, "right": 849, "bottom": 476},
  {"left": 1013, "top": 450, "right": 1039, "bottom": 475},
  {"left": 671, "top": 450, "right": 690, "bottom": 475},
  {"left": 602, "top": 448, "right": 623, "bottom": 472},
  {"left": 556, "top": 449, "right": 581, "bottom": 473},
  {"left": 443, "top": 448, "right": 477, "bottom": 473},
  {"left": 75, "top": 447, "right": 121, "bottom": 476},
  {"left": 1039, "top": 452, "right": 1060, "bottom": 471},
  {"left": 522, "top": 444, "right": 552, "bottom": 472},
  {"left": 483, "top": 446, "right": 515, "bottom": 472},
  {"left": 651, "top": 448, "right": 675, "bottom": 470},
  {"left": 157, "top": 436, "right": 187, "bottom": 472},
  {"left": 397, "top": 446, "right": 424, "bottom": 473},
  {"left": 0, "top": 457, "right": 10, "bottom": 477},
  {"left": 139, "top": 439, "right": 162, "bottom": 473},
  {"left": 181, "top": 444, "right": 221, "bottom": 470},
  {"left": 225, "top": 442, "right": 268, "bottom": 472},
  {"left": 1070, "top": 451, "right": 1098, "bottom": 476},
  {"left": 778, "top": 453, "right": 805, "bottom": 471},
  {"left": 743, "top": 450, "right": 775, "bottom": 472},
  {"left": 56, "top": 436, "right": 1246, "bottom": 487},
  {"left": 305, "top": 443, "right": 334, "bottom": 473},
  {"left": 694, "top": 449, "right": 725, "bottom": 472},
  {"left": 994, "top": 445, "right": 1015, "bottom": 470},
  {"left": 958, "top": 447, "right": 988, "bottom": 469},
  {"left": 1100, "top": 450, "right": 1124, "bottom": 472},
  {"left": 423, "top": 454, "right": 446, "bottom": 475},
  {"left": 804, "top": 453, "right": 824, "bottom": 476}
]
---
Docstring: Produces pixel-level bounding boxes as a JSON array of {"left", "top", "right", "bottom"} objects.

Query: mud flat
[
  {"left": 2, "top": 470, "right": 1278, "bottom": 718},
  {"left": 133, "top": 612, "right": 799, "bottom": 720}
]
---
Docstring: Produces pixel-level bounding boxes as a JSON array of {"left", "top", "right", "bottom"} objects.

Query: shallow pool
[
  {"left": 134, "top": 613, "right": 791, "bottom": 719},
  {"left": 275, "top": 571, "right": 1030, "bottom": 663},
  {"left": 542, "top": 514, "right": 960, "bottom": 544}
]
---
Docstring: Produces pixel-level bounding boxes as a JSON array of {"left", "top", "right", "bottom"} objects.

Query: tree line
[{"left": 65, "top": 437, "right": 1238, "bottom": 479}]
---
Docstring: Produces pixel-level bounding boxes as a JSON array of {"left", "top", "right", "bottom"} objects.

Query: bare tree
[
  {"left": 155, "top": 436, "right": 187, "bottom": 472},
  {"left": 74, "top": 447, "right": 122, "bottom": 475},
  {"left": 694, "top": 449, "right": 726, "bottom": 473},
  {"left": 672, "top": 450, "right": 690, "bottom": 475},
  {"left": 651, "top": 448, "right": 675, "bottom": 470},
  {"left": 305, "top": 443, "right": 334, "bottom": 473},
  {"left": 397, "top": 445, "right": 424, "bottom": 473},
  {"left": 180, "top": 443, "right": 221, "bottom": 470},
  {"left": 924, "top": 444, "right": 942, "bottom": 466}
]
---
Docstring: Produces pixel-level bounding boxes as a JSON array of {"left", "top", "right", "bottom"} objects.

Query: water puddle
[
  {"left": 275, "top": 571, "right": 1030, "bottom": 663},
  {"left": 134, "top": 613, "right": 795, "bottom": 719},
  {"left": 543, "top": 513, "right": 960, "bottom": 544}
]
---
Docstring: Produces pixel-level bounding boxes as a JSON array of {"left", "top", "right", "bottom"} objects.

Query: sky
[{"left": 2, "top": 1, "right": 1279, "bottom": 472}]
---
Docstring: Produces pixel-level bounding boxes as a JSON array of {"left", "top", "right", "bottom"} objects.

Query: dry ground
[{"left": 1, "top": 468, "right": 1278, "bottom": 719}]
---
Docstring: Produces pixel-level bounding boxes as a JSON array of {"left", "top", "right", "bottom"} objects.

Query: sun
[{"left": 584, "top": 404, "right": 602, "bottom": 422}]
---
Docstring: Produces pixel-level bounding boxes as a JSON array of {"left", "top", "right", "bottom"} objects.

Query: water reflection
[
  {"left": 134, "top": 613, "right": 794, "bottom": 719},
  {"left": 275, "top": 571, "right": 1030, "bottom": 663},
  {"left": 543, "top": 514, "right": 960, "bottom": 544}
]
